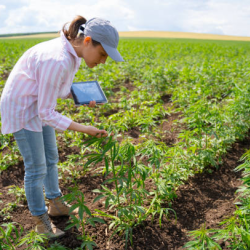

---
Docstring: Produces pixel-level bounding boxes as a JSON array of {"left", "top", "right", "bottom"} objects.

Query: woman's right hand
[{"left": 85, "top": 126, "right": 108, "bottom": 138}]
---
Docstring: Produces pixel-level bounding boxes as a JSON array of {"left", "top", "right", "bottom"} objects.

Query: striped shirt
[{"left": 0, "top": 31, "right": 81, "bottom": 135}]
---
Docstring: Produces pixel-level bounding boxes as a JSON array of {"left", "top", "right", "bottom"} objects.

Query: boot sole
[
  {"left": 49, "top": 233, "right": 66, "bottom": 240},
  {"left": 48, "top": 214, "right": 69, "bottom": 217},
  {"left": 48, "top": 213, "right": 78, "bottom": 217}
]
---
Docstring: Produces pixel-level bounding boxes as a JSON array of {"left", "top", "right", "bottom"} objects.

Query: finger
[
  {"left": 89, "top": 101, "right": 95, "bottom": 107},
  {"left": 98, "top": 131, "right": 108, "bottom": 138},
  {"left": 99, "top": 130, "right": 108, "bottom": 134},
  {"left": 97, "top": 133, "right": 107, "bottom": 138}
]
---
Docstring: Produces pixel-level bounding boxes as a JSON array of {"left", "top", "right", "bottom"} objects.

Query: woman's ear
[{"left": 84, "top": 36, "right": 91, "bottom": 45}]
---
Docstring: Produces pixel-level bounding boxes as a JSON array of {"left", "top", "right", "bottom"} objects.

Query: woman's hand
[
  {"left": 84, "top": 100, "right": 96, "bottom": 108},
  {"left": 85, "top": 126, "right": 108, "bottom": 137}
]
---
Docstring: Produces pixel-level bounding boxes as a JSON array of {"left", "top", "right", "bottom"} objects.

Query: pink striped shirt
[{"left": 0, "top": 32, "right": 81, "bottom": 135}]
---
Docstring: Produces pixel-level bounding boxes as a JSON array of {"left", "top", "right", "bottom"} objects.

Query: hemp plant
[
  {"left": 0, "top": 222, "right": 48, "bottom": 250},
  {"left": 8, "top": 185, "right": 26, "bottom": 205},
  {"left": 83, "top": 135, "right": 123, "bottom": 208},
  {"left": 0, "top": 222, "right": 23, "bottom": 250},
  {"left": 83, "top": 136, "right": 150, "bottom": 248},
  {"left": 17, "top": 230, "right": 48, "bottom": 250},
  {"left": 183, "top": 224, "right": 221, "bottom": 250},
  {"left": 94, "top": 206, "right": 146, "bottom": 250},
  {"left": 62, "top": 188, "right": 105, "bottom": 250}
]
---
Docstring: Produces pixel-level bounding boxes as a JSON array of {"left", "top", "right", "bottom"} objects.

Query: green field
[{"left": 1, "top": 37, "right": 250, "bottom": 249}]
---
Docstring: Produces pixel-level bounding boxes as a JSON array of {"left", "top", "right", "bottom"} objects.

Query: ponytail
[{"left": 62, "top": 15, "right": 87, "bottom": 40}]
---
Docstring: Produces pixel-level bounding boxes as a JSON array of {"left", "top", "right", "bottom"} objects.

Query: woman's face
[{"left": 80, "top": 37, "right": 108, "bottom": 68}]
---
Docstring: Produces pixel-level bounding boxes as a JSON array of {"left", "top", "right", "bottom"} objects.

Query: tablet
[{"left": 70, "top": 81, "right": 108, "bottom": 106}]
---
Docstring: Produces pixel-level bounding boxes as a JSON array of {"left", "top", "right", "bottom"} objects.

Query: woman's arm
[{"left": 68, "top": 121, "right": 108, "bottom": 137}]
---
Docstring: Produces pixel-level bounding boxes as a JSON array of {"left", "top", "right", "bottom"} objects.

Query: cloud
[
  {"left": 123, "top": 0, "right": 250, "bottom": 36},
  {"left": 0, "top": 0, "right": 134, "bottom": 34},
  {"left": 0, "top": 0, "right": 249, "bottom": 36},
  {"left": 182, "top": 0, "right": 250, "bottom": 36},
  {"left": 0, "top": 5, "right": 6, "bottom": 11}
]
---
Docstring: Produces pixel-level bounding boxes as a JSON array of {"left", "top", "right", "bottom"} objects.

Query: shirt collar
[{"left": 60, "top": 31, "right": 79, "bottom": 59}]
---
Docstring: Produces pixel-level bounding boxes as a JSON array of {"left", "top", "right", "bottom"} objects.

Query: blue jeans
[{"left": 13, "top": 126, "right": 61, "bottom": 216}]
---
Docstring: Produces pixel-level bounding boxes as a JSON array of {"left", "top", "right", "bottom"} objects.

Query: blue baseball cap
[{"left": 82, "top": 18, "right": 124, "bottom": 62}]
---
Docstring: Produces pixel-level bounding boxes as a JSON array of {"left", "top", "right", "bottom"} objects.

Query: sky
[{"left": 0, "top": 0, "right": 249, "bottom": 37}]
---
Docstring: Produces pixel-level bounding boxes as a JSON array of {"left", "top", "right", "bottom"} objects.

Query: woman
[{"left": 0, "top": 15, "right": 124, "bottom": 239}]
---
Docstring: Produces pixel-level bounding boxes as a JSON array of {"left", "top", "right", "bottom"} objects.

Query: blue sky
[{"left": 0, "top": 0, "right": 249, "bottom": 36}]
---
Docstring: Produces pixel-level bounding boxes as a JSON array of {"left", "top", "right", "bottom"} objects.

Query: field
[
  {"left": 2, "top": 30, "right": 250, "bottom": 41},
  {"left": 1, "top": 35, "right": 250, "bottom": 249}
]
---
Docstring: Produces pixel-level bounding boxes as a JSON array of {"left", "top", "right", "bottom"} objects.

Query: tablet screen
[{"left": 71, "top": 81, "right": 108, "bottom": 105}]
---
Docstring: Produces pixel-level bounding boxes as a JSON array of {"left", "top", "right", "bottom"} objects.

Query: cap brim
[{"left": 102, "top": 43, "right": 124, "bottom": 62}]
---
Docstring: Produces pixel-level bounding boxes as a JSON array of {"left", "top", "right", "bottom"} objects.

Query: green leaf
[
  {"left": 69, "top": 203, "right": 79, "bottom": 213},
  {"left": 105, "top": 157, "right": 110, "bottom": 175},
  {"left": 93, "top": 194, "right": 105, "bottom": 203},
  {"left": 87, "top": 217, "right": 96, "bottom": 227},
  {"left": 92, "top": 217, "right": 105, "bottom": 224},
  {"left": 83, "top": 205, "right": 92, "bottom": 216},
  {"left": 78, "top": 205, "right": 84, "bottom": 221}
]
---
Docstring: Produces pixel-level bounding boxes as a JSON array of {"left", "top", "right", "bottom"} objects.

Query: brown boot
[
  {"left": 48, "top": 196, "right": 78, "bottom": 217},
  {"left": 32, "top": 212, "right": 65, "bottom": 239}
]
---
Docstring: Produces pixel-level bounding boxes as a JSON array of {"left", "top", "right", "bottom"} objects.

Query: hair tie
[
  {"left": 77, "top": 24, "right": 86, "bottom": 38},
  {"left": 79, "top": 24, "right": 85, "bottom": 33}
]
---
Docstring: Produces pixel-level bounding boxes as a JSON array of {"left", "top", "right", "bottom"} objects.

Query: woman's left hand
[{"left": 84, "top": 100, "right": 96, "bottom": 108}]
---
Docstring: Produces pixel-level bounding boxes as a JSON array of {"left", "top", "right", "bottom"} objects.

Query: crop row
[{"left": 184, "top": 149, "right": 250, "bottom": 249}]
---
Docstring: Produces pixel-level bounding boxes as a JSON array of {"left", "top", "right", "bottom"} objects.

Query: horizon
[{"left": 2, "top": 29, "right": 250, "bottom": 39}]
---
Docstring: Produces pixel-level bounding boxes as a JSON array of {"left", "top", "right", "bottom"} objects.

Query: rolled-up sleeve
[{"left": 36, "top": 59, "right": 72, "bottom": 132}]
